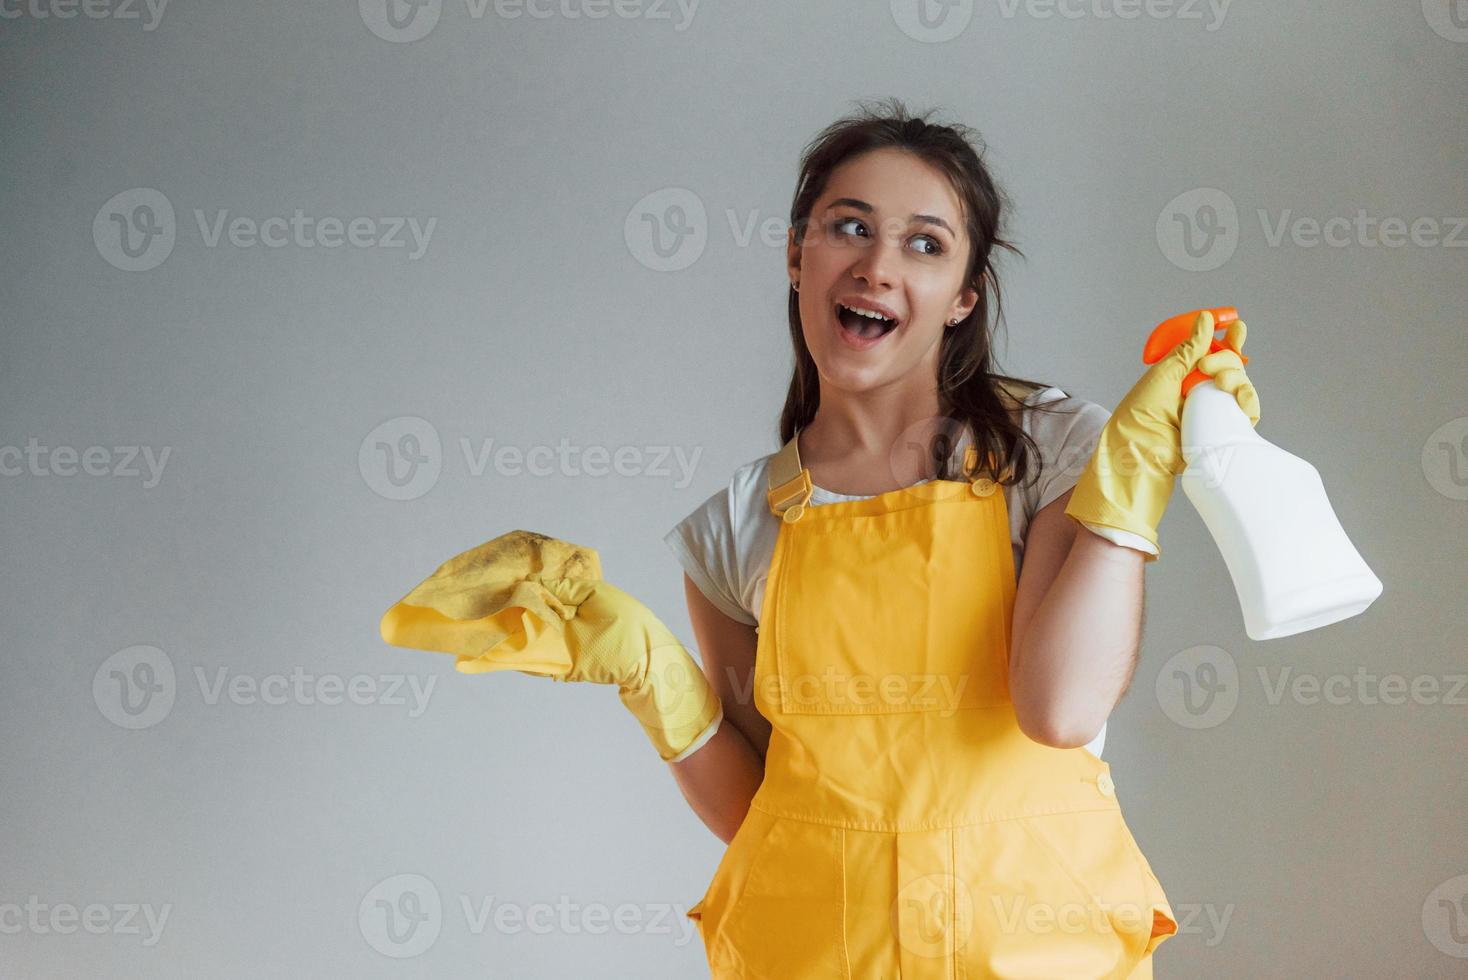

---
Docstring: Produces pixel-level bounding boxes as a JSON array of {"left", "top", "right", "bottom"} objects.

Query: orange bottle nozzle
[{"left": 1143, "top": 306, "right": 1248, "bottom": 398}]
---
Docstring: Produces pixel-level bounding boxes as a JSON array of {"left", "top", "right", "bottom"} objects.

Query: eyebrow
[{"left": 824, "top": 197, "right": 956, "bottom": 237}]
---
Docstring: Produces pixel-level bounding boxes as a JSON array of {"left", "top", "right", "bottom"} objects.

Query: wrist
[
  {"left": 1064, "top": 449, "right": 1173, "bottom": 555},
  {"left": 666, "top": 703, "right": 723, "bottom": 763},
  {"left": 1078, "top": 521, "right": 1160, "bottom": 560},
  {"left": 619, "top": 642, "right": 724, "bottom": 761}
]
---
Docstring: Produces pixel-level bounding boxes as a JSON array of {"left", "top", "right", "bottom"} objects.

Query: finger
[
  {"left": 1209, "top": 365, "right": 1250, "bottom": 395},
  {"left": 1155, "top": 310, "right": 1216, "bottom": 384},
  {"left": 1177, "top": 310, "right": 1216, "bottom": 367},
  {"left": 1235, "top": 382, "right": 1261, "bottom": 425},
  {"left": 1198, "top": 348, "right": 1244, "bottom": 377},
  {"left": 1222, "top": 318, "right": 1247, "bottom": 356},
  {"left": 1209, "top": 367, "right": 1262, "bottom": 424}
]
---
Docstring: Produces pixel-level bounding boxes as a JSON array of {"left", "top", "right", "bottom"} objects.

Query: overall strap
[
  {"left": 962, "top": 442, "right": 1010, "bottom": 497},
  {"left": 766, "top": 428, "right": 813, "bottom": 523},
  {"left": 767, "top": 430, "right": 1003, "bottom": 518},
  {"left": 962, "top": 444, "right": 980, "bottom": 479}
]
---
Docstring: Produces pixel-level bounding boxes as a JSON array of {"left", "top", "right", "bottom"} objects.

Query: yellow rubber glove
[
  {"left": 380, "top": 530, "right": 723, "bottom": 762},
  {"left": 1065, "top": 310, "right": 1261, "bottom": 561}
]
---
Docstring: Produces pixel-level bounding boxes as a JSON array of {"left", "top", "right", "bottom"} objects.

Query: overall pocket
[
  {"left": 712, "top": 812, "right": 848, "bottom": 977},
  {"left": 1018, "top": 808, "right": 1177, "bottom": 971},
  {"left": 954, "top": 809, "right": 1166, "bottom": 979},
  {"left": 687, "top": 805, "right": 775, "bottom": 955}
]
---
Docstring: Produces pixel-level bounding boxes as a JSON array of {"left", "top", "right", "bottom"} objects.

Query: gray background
[{"left": 3, "top": 1, "right": 1466, "bottom": 977}]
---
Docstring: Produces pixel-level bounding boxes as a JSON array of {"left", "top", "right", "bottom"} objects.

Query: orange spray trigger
[{"left": 1143, "top": 306, "right": 1248, "bottom": 398}]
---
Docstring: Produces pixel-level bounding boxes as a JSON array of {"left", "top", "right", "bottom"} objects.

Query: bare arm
[
  {"left": 666, "top": 573, "right": 769, "bottom": 844},
  {"left": 1008, "top": 487, "right": 1146, "bottom": 749}
]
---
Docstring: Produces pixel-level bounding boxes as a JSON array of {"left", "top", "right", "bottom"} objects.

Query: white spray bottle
[{"left": 1147, "top": 308, "right": 1384, "bottom": 641}]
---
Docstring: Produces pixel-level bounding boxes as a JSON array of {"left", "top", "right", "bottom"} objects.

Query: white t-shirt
[{"left": 663, "top": 385, "right": 1114, "bottom": 759}]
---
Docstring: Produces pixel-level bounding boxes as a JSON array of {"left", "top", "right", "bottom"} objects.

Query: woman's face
[{"left": 788, "top": 146, "right": 979, "bottom": 396}]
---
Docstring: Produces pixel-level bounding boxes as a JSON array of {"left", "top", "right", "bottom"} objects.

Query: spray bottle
[{"left": 1146, "top": 307, "right": 1384, "bottom": 640}]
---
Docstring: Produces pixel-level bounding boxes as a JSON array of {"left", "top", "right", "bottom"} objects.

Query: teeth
[{"left": 841, "top": 304, "right": 895, "bottom": 324}]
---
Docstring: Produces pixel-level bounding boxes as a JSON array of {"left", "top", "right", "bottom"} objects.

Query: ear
[
  {"left": 786, "top": 225, "right": 802, "bottom": 287},
  {"left": 948, "top": 279, "right": 981, "bottom": 325}
]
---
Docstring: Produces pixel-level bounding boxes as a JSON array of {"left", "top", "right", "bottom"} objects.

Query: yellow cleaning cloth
[
  {"left": 379, "top": 529, "right": 603, "bottom": 676},
  {"left": 380, "top": 528, "right": 725, "bottom": 760}
]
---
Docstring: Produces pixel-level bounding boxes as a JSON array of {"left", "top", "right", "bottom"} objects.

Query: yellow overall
[{"left": 686, "top": 432, "right": 1178, "bottom": 979}]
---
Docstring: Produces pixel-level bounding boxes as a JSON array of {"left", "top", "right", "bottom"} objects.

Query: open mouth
[{"left": 835, "top": 303, "right": 900, "bottom": 340}]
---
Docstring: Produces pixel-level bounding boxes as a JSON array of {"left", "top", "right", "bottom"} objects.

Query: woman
[
  {"left": 382, "top": 98, "right": 1259, "bottom": 977},
  {"left": 660, "top": 99, "right": 1258, "bottom": 978}
]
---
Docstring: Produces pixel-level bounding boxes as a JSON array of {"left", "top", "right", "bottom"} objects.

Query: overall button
[
  {"left": 1096, "top": 772, "right": 1115, "bottom": 797},
  {"left": 782, "top": 503, "right": 805, "bottom": 523},
  {"left": 969, "top": 477, "right": 997, "bottom": 497}
]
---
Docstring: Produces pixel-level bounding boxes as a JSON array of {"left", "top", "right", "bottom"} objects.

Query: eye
[
  {"left": 832, "top": 217, "right": 945, "bottom": 256},
  {"left": 913, "top": 234, "right": 944, "bottom": 256}
]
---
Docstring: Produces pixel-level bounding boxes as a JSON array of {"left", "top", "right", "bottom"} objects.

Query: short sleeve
[
  {"left": 663, "top": 487, "right": 759, "bottom": 627},
  {"left": 1027, "top": 392, "right": 1112, "bottom": 518}
]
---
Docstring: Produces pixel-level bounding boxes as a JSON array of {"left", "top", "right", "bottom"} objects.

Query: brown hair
[{"left": 780, "top": 97, "right": 1067, "bottom": 491}]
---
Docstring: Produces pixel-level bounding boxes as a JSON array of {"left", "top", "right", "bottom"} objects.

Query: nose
[{"left": 847, "top": 231, "right": 901, "bottom": 290}]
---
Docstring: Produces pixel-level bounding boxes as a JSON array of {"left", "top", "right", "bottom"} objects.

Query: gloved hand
[
  {"left": 380, "top": 529, "right": 723, "bottom": 762},
  {"left": 1065, "top": 310, "right": 1261, "bottom": 560}
]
